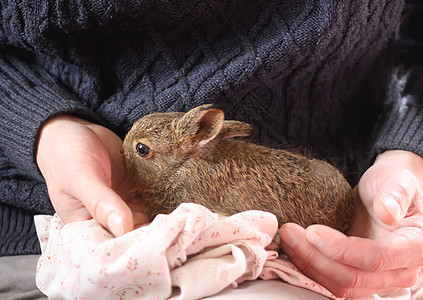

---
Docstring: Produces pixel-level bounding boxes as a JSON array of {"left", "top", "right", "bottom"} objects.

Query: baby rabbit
[{"left": 121, "top": 104, "right": 354, "bottom": 233}]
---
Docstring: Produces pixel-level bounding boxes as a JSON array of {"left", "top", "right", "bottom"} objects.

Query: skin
[
  {"left": 279, "top": 150, "right": 423, "bottom": 298},
  {"left": 36, "top": 115, "right": 149, "bottom": 237},
  {"left": 37, "top": 115, "right": 423, "bottom": 297}
]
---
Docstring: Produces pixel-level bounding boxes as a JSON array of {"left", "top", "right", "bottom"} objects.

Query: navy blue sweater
[{"left": 0, "top": 0, "right": 422, "bottom": 255}]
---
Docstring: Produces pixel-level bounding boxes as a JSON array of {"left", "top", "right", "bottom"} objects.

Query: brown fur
[{"left": 121, "top": 105, "right": 355, "bottom": 233}]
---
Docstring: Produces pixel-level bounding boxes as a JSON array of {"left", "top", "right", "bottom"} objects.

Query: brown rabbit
[{"left": 121, "top": 104, "right": 355, "bottom": 234}]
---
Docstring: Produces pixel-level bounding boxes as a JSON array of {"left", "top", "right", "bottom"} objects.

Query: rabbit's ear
[
  {"left": 177, "top": 105, "right": 224, "bottom": 147},
  {"left": 219, "top": 121, "right": 252, "bottom": 139}
]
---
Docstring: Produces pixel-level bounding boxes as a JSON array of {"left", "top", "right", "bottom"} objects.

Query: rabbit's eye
[{"left": 135, "top": 143, "right": 151, "bottom": 157}]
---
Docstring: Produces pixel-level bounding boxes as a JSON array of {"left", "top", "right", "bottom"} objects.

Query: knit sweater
[{"left": 0, "top": 0, "right": 422, "bottom": 256}]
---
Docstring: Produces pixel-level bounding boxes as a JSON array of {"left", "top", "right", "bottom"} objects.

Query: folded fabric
[{"left": 34, "top": 203, "right": 339, "bottom": 299}]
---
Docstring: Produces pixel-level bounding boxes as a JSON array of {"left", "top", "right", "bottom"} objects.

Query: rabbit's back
[{"left": 144, "top": 139, "right": 354, "bottom": 232}]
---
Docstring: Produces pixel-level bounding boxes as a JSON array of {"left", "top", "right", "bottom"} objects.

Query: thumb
[
  {"left": 373, "top": 171, "right": 417, "bottom": 226},
  {"left": 73, "top": 178, "right": 134, "bottom": 237}
]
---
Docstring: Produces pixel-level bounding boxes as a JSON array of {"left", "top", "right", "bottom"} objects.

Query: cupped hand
[
  {"left": 36, "top": 115, "right": 150, "bottom": 236},
  {"left": 279, "top": 150, "right": 423, "bottom": 298}
]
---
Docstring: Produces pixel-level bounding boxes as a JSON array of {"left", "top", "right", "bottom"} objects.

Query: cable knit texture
[{"left": 1, "top": 0, "right": 422, "bottom": 255}]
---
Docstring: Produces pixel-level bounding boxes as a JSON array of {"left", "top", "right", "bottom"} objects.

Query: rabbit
[{"left": 121, "top": 104, "right": 355, "bottom": 238}]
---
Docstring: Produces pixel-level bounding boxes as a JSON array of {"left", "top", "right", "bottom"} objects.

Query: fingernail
[
  {"left": 107, "top": 212, "right": 124, "bottom": 237},
  {"left": 306, "top": 229, "right": 324, "bottom": 250},
  {"left": 279, "top": 228, "right": 298, "bottom": 256},
  {"left": 382, "top": 196, "right": 402, "bottom": 220}
]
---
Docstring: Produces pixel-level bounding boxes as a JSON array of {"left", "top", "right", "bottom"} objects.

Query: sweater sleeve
[
  {"left": 0, "top": 49, "right": 99, "bottom": 180},
  {"left": 370, "top": 1, "right": 423, "bottom": 161}
]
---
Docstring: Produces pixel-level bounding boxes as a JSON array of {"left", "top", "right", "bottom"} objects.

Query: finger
[
  {"left": 373, "top": 174, "right": 417, "bottom": 225},
  {"left": 71, "top": 174, "right": 134, "bottom": 236},
  {"left": 123, "top": 192, "right": 151, "bottom": 227},
  {"left": 132, "top": 211, "right": 151, "bottom": 228},
  {"left": 305, "top": 224, "right": 423, "bottom": 272},
  {"left": 280, "top": 224, "right": 419, "bottom": 298},
  {"left": 309, "top": 265, "right": 416, "bottom": 298},
  {"left": 309, "top": 267, "right": 403, "bottom": 299},
  {"left": 280, "top": 224, "right": 418, "bottom": 287},
  {"left": 49, "top": 191, "right": 93, "bottom": 223},
  {"left": 359, "top": 165, "right": 418, "bottom": 226}
]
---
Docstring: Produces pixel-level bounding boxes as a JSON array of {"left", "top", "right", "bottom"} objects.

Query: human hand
[
  {"left": 279, "top": 150, "right": 423, "bottom": 298},
  {"left": 36, "top": 115, "right": 150, "bottom": 237}
]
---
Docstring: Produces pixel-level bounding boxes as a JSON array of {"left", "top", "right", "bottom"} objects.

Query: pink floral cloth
[
  {"left": 35, "top": 203, "right": 423, "bottom": 300},
  {"left": 35, "top": 203, "right": 339, "bottom": 299},
  {"left": 36, "top": 203, "right": 422, "bottom": 299}
]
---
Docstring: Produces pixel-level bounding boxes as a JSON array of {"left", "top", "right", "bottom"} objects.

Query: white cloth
[
  {"left": 35, "top": 203, "right": 339, "bottom": 299},
  {"left": 36, "top": 203, "right": 420, "bottom": 299}
]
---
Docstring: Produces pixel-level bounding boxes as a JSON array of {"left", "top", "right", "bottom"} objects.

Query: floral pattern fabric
[{"left": 35, "top": 203, "right": 376, "bottom": 299}]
